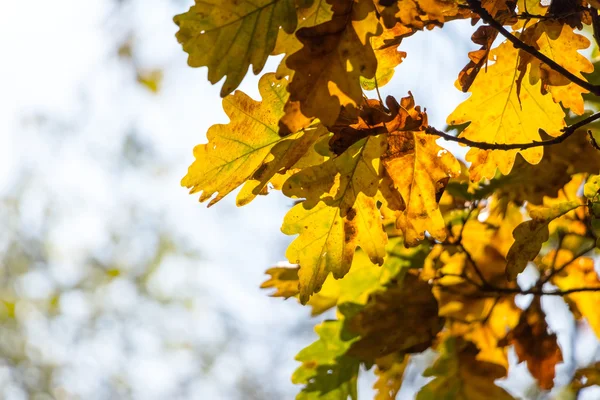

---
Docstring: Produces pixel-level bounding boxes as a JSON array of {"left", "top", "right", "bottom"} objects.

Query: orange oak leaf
[{"left": 501, "top": 297, "right": 563, "bottom": 390}]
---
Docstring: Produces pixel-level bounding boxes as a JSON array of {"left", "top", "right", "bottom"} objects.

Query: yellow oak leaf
[
  {"left": 373, "top": 354, "right": 408, "bottom": 400},
  {"left": 236, "top": 125, "right": 325, "bottom": 206},
  {"left": 174, "top": 0, "right": 297, "bottom": 97},
  {"left": 506, "top": 200, "right": 583, "bottom": 280},
  {"left": 551, "top": 250, "right": 600, "bottom": 338},
  {"left": 375, "top": 0, "right": 469, "bottom": 30},
  {"left": 347, "top": 274, "right": 445, "bottom": 361},
  {"left": 260, "top": 266, "right": 300, "bottom": 298},
  {"left": 523, "top": 21, "right": 593, "bottom": 115},
  {"left": 501, "top": 297, "right": 562, "bottom": 390},
  {"left": 382, "top": 107, "right": 461, "bottom": 245},
  {"left": 361, "top": 23, "right": 414, "bottom": 91},
  {"left": 416, "top": 338, "right": 514, "bottom": 400},
  {"left": 182, "top": 74, "right": 312, "bottom": 206},
  {"left": 447, "top": 40, "right": 566, "bottom": 181},
  {"left": 279, "top": 0, "right": 382, "bottom": 134},
  {"left": 281, "top": 136, "right": 387, "bottom": 302}
]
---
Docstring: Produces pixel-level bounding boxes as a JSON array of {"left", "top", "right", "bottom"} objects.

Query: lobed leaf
[
  {"left": 448, "top": 40, "right": 566, "bottom": 181},
  {"left": 282, "top": 136, "right": 387, "bottom": 303},
  {"left": 182, "top": 74, "right": 320, "bottom": 206},
  {"left": 416, "top": 337, "right": 514, "bottom": 400},
  {"left": 174, "top": 0, "right": 297, "bottom": 97},
  {"left": 506, "top": 200, "right": 583, "bottom": 280},
  {"left": 279, "top": 0, "right": 383, "bottom": 134},
  {"left": 501, "top": 297, "right": 562, "bottom": 390}
]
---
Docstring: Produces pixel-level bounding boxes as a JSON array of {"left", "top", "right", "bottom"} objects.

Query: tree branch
[
  {"left": 467, "top": 0, "right": 600, "bottom": 96},
  {"left": 425, "top": 111, "right": 600, "bottom": 150},
  {"left": 541, "top": 243, "right": 595, "bottom": 284}
]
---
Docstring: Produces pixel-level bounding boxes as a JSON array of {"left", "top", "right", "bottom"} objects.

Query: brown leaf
[
  {"left": 279, "top": 0, "right": 382, "bottom": 135},
  {"left": 347, "top": 274, "right": 445, "bottom": 361},
  {"left": 501, "top": 297, "right": 563, "bottom": 390}
]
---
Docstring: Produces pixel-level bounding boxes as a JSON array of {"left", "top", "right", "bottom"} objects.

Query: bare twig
[
  {"left": 542, "top": 243, "right": 595, "bottom": 284},
  {"left": 425, "top": 111, "right": 600, "bottom": 150}
]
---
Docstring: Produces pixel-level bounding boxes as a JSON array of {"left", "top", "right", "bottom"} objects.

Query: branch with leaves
[{"left": 172, "top": 0, "right": 600, "bottom": 398}]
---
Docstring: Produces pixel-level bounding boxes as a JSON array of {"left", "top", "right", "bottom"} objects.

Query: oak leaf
[
  {"left": 260, "top": 266, "right": 300, "bottom": 298},
  {"left": 282, "top": 137, "right": 387, "bottom": 302},
  {"left": 375, "top": 0, "right": 469, "bottom": 30},
  {"left": 506, "top": 200, "right": 583, "bottom": 279},
  {"left": 236, "top": 125, "right": 325, "bottom": 206},
  {"left": 501, "top": 297, "right": 563, "bottom": 390},
  {"left": 495, "top": 133, "right": 600, "bottom": 206},
  {"left": 522, "top": 21, "right": 593, "bottom": 115},
  {"left": 382, "top": 95, "right": 460, "bottom": 245},
  {"left": 273, "top": 0, "right": 334, "bottom": 78},
  {"left": 174, "top": 0, "right": 297, "bottom": 97},
  {"left": 182, "top": 74, "right": 319, "bottom": 206},
  {"left": 279, "top": 0, "right": 382, "bottom": 134},
  {"left": 416, "top": 338, "right": 514, "bottom": 400},
  {"left": 361, "top": 23, "right": 414, "bottom": 90},
  {"left": 346, "top": 274, "right": 445, "bottom": 361},
  {"left": 373, "top": 354, "right": 408, "bottom": 400},
  {"left": 293, "top": 320, "right": 359, "bottom": 400},
  {"left": 424, "top": 220, "right": 521, "bottom": 367},
  {"left": 447, "top": 40, "right": 566, "bottom": 181}
]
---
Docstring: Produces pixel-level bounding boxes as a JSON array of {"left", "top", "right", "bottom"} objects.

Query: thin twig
[
  {"left": 542, "top": 243, "right": 595, "bottom": 284},
  {"left": 467, "top": 0, "right": 600, "bottom": 96},
  {"left": 425, "top": 111, "right": 600, "bottom": 150},
  {"left": 460, "top": 243, "right": 492, "bottom": 288},
  {"left": 435, "top": 282, "right": 600, "bottom": 298}
]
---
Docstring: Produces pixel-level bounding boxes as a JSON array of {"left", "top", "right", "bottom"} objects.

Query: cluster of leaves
[{"left": 174, "top": 0, "right": 600, "bottom": 397}]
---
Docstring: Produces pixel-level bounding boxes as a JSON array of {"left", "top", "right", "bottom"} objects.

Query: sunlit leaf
[
  {"left": 447, "top": 40, "right": 566, "bottom": 181},
  {"left": 416, "top": 337, "right": 514, "bottom": 400},
  {"left": 174, "top": 0, "right": 297, "bottom": 96},
  {"left": 506, "top": 200, "right": 583, "bottom": 280}
]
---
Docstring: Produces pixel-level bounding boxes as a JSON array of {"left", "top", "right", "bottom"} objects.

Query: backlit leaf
[
  {"left": 522, "top": 21, "right": 593, "bottom": 115},
  {"left": 174, "top": 0, "right": 297, "bottom": 97},
  {"left": 551, "top": 250, "right": 600, "bottom": 338},
  {"left": 293, "top": 320, "right": 359, "bottom": 400},
  {"left": 182, "top": 74, "right": 306, "bottom": 206},
  {"left": 501, "top": 297, "right": 563, "bottom": 390},
  {"left": 447, "top": 40, "right": 566, "bottom": 181},
  {"left": 279, "top": 0, "right": 382, "bottom": 134},
  {"left": 282, "top": 137, "right": 387, "bottom": 303},
  {"left": 416, "top": 337, "right": 514, "bottom": 400},
  {"left": 506, "top": 200, "right": 583, "bottom": 280},
  {"left": 346, "top": 274, "right": 444, "bottom": 361},
  {"left": 261, "top": 266, "right": 300, "bottom": 298},
  {"left": 373, "top": 354, "right": 408, "bottom": 400}
]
